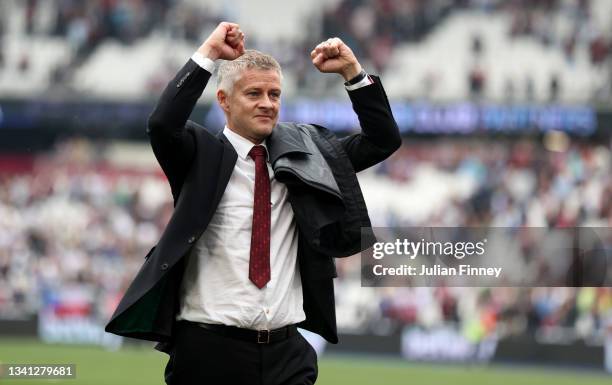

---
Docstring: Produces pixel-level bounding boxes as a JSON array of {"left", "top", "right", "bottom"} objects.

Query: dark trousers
[{"left": 165, "top": 321, "right": 318, "bottom": 385}]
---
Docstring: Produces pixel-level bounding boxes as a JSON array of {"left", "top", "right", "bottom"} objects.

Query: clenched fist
[
  {"left": 311, "top": 37, "right": 362, "bottom": 81},
  {"left": 198, "top": 22, "right": 245, "bottom": 61}
]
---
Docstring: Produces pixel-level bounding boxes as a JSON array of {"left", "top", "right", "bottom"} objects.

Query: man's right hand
[{"left": 197, "top": 22, "right": 245, "bottom": 61}]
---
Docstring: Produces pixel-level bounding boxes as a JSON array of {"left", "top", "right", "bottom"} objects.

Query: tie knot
[{"left": 248, "top": 145, "right": 267, "bottom": 160}]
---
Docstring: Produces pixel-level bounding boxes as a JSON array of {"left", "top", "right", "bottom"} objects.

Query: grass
[{"left": 0, "top": 338, "right": 609, "bottom": 384}]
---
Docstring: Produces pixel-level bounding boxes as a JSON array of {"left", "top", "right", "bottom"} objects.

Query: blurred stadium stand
[
  {"left": 1, "top": 136, "right": 610, "bottom": 363},
  {"left": 0, "top": 0, "right": 610, "bottom": 102},
  {"left": 1, "top": 0, "right": 612, "bottom": 372}
]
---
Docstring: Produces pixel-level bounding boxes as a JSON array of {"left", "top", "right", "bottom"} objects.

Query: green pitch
[{"left": 0, "top": 338, "right": 609, "bottom": 385}]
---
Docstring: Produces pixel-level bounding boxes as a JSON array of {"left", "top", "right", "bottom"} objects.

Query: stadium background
[{"left": 0, "top": 0, "right": 611, "bottom": 383}]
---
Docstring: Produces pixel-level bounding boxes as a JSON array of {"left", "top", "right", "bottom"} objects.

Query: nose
[{"left": 258, "top": 94, "right": 274, "bottom": 110}]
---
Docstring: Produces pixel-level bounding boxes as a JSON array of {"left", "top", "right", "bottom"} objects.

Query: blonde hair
[{"left": 217, "top": 49, "right": 282, "bottom": 93}]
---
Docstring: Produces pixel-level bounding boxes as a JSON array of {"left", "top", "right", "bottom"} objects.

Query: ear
[{"left": 216, "top": 89, "right": 230, "bottom": 113}]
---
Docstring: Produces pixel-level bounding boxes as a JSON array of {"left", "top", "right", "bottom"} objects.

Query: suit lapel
[{"left": 212, "top": 132, "right": 238, "bottom": 208}]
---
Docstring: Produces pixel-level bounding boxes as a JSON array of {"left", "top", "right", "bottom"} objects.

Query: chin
[{"left": 254, "top": 123, "right": 275, "bottom": 137}]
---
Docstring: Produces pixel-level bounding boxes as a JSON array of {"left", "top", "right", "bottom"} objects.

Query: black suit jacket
[{"left": 105, "top": 58, "right": 401, "bottom": 352}]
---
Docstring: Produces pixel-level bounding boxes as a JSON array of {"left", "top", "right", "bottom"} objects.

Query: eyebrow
[{"left": 244, "top": 87, "right": 281, "bottom": 93}]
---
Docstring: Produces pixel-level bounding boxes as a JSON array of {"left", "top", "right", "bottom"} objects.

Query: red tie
[{"left": 248, "top": 145, "right": 271, "bottom": 289}]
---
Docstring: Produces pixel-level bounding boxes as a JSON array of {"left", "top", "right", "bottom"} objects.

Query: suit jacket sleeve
[
  {"left": 146, "top": 59, "right": 213, "bottom": 200},
  {"left": 338, "top": 75, "right": 402, "bottom": 173}
]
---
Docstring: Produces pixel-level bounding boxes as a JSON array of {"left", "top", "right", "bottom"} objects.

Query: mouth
[{"left": 255, "top": 115, "right": 273, "bottom": 120}]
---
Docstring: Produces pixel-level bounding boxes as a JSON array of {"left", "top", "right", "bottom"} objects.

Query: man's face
[{"left": 218, "top": 68, "right": 281, "bottom": 144}]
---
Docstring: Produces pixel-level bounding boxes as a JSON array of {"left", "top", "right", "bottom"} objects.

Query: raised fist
[
  {"left": 198, "top": 22, "right": 245, "bottom": 61},
  {"left": 311, "top": 37, "right": 362, "bottom": 81}
]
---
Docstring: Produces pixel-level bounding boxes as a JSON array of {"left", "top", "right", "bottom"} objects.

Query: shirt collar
[{"left": 223, "top": 126, "right": 269, "bottom": 162}]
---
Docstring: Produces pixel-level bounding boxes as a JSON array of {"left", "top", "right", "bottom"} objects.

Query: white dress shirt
[
  {"left": 177, "top": 51, "right": 373, "bottom": 330},
  {"left": 177, "top": 126, "right": 305, "bottom": 329}
]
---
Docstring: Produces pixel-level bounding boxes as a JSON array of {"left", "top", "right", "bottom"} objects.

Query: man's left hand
[{"left": 311, "top": 37, "right": 362, "bottom": 81}]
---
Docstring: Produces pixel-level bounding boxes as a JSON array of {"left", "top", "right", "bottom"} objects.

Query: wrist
[
  {"left": 343, "top": 69, "right": 368, "bottom": 88},
  {"left": 197, "top": 44, "right": 219, "bottom": 61},
  {"left": 340, "top": 63, "right": 362, "bottom": 81}
]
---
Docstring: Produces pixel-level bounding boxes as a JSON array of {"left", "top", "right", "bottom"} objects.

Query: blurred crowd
[
  {"left": 19, "top": 0, "right": 221, "bottom": 51},
  {"left": 11, "top": 0, "right": 607, "bottom": 71},
  {"left": 321, "top": 0, "right": 456, "bottom": 73},
  {"left": 334, "top": 284, "right": 612, "bottom": 344},
  {"left": 376, "top": 137, "right": 611, "bottom": 227},
  {"left": 1, "top": 0, "right": 610, "bottom": 100},
  {"left": 333, "top": 135, "right": 612, "bottom": 342},
  {"left": 0, "top": 0, "right": 223, "bottom": 85},
  {"left": 507, "top": 0, "right": 609, "bottom": 66},
  {"left": 0, "top": 136, "right": 610, "bottom": 345},
  {"left": 0, "top": 139, "right": 173, "bottom": 320},
  {"left": 325, "top": 0, "right": 611, "bottom": 100}
]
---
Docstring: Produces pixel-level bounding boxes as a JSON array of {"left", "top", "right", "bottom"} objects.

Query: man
[{"left": 105, "top": 22, "right": 400, "bottom": 384}]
